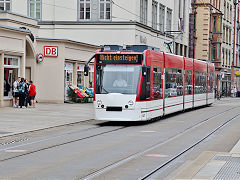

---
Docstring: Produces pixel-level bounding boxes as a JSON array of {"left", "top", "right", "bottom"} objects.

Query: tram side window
[
  {"left": 209, "top": 72, "right": 214, "bottom": 92},
  {"left": 195, "top": 71, "right": 207, "bottom": 94},
  {"left": 140, "top": 66, "right": 151, "bottom": 100},
  {"left": 152, "top": 67, "right": 162, "bottom": 99},
  {"left": 186, "top": 70, "right": 192, "bottom": 95},
  {"left": 165, "top": 68, "right": 183, "bottom": 97}
]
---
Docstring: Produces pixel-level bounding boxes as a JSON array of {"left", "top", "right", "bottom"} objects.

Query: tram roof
[{"left": 99, "top": 45, "right": 160, "bottom": 53}]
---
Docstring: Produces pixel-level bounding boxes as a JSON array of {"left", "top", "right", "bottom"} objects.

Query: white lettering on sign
[{"left": 44, "top": 46, "right": 58, "bottom": 57}]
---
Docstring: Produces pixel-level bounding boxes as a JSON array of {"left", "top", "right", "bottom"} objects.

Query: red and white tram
[{"left": 84, "top": 45, "right": 215, "bottom": 121}]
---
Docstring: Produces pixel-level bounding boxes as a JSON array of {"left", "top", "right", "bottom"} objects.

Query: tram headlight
[
  {"left": 97, "top": 100, "right": 102, "bottom": 106},
  {"left": 128, "top": 100, "right": 134, "bottom": 106}
]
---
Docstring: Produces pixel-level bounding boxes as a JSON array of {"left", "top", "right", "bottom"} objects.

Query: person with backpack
[
  {"left": 18, "top": 78, "right": 27, "bottom": 108},
  {"left": 29, "top": 81, "right": 36, "bottom": 107}
]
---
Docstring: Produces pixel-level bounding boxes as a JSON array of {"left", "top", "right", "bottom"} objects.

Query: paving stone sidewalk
[{"left": 0, "top": 103, "right": 94, "bottom": 137}]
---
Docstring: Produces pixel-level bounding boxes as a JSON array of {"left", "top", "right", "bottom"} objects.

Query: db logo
[{"left": 44, "top": 46, "right": 58, "bottom": 57}]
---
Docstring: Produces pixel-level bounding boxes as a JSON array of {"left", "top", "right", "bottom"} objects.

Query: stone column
[
  {"left": 20, "top": 55, "right": 25, "bottom": 78},
  {"left": 0, "top": 53, "right": 4, "bottom": 107},
  {"left": 73, "top": 62, "right": 78, "bottom": 87}
]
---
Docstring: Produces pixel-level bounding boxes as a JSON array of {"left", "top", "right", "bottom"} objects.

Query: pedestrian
[
  {"left": 28, "top": 81, "right": 36, "bottom": 108},
  {"left": 24, "top": 79, "right": 30, "bottom": 107},
  {"left": 12, "top": 77, "right": 20, "bottom": 108},
  {"left": 18, "top": 78, "right": 27, "bottom": 108},
  {"left": 234, "top": 86, "right": 237, "bottom": 97},
  {"left": 4, "top": 79, "right": 10, "bottom": 96}
]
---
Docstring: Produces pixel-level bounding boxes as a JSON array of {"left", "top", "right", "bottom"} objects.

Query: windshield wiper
[{"left": 101, "top": 86, "right": 109, "bottom": 94}]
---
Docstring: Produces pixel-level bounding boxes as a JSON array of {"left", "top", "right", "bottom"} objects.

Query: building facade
[
  {"left": 232, "top": 1, "right": 240, "bottom": 94},
  {"left": 189, "top": 0, "right": 223, "bottom": 94},
  {"left": 221, "top": 0, "right": 233, "bottom": 97},
  {"left": 0, "top": 12, "right": 98, "bottom": 107},
  {"left": 0, "top": 0, "right": 192, "bottom": 106},
  {"left": 1, "top": 0, "right": 190, "bottom": 55}
]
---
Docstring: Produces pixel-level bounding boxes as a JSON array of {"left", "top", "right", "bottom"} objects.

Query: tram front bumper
[{"left": 95, "top": 108, "right": 142, "bottom": 121}]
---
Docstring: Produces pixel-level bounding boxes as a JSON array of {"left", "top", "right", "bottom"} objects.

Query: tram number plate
[{"left": 96, "top": 54, "right": 142, "bottom": 64}]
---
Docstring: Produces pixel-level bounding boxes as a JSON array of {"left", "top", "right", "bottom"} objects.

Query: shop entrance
[{"left": 4, "top": 56, "right": 20, "bottom": 97}]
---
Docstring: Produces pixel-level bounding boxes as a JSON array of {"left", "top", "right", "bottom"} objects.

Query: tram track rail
[
  {"left": 80, "top": 106, "right": 240, "bottom": 180},
  {"left": 0, "top": 122, "right": 127, "bottom": 162},
  {"left": 140, "top": 113, "right": 240, "bottom": 180},
  {"left": 0, "top": 105, "right": 238, "bottom": 179}
]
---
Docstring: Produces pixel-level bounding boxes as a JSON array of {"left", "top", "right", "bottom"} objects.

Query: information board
[{"left": 96, "top": 54, "right": 142, "bottom": 64}]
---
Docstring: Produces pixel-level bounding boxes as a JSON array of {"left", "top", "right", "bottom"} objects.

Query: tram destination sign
[{"left": 96, "top": 54, "right": 142, "bottom": 64}]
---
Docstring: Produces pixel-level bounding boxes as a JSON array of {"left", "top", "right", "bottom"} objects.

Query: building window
[
  {"left": 79, "top": 0, "right": 91, "bottom": 20},
  {"left": 226, "top": 27, "right": 229, "bottom": 44},
  {"left": 223, "top": 26, "right": 225, "bottom": 43},
  {"left": 184, "top": 45, "right": 187, "bottom": 57},
  {"left": 152, "top": 1, "right": 157, "bottom": 29},
  {"left": 229, "top": 50, "right": 231, "bottom": 67},
  {"left": 222, "top": 48, "right": 225, "bottom": 66},
  {"left": 230, "top": 5, "right": 232, "bottom": 22},
  {"left": 140, "top": 0, "right": 148, "bottom": 25},
  {"left": 29, "top": 0, "right": 41, "bottom": 20},
  {"left": 229, "top": 29, "right": 232, "bottom": 45},
  {"left": 175, "top": 42, "right": 179, "bottom": 55},
  {"left": 227, "top": 3, "right": 229, "bottom": 21},
  {"left": 159, "top": 4, "right": 165, "bottom": 32},
  {"left": 226, "top": 50, "right": 228, "bottom": 65},
  {"left": 166, "top": 8, "right": 172, "bottom": 32},
  {"left": 99, "top": 0, "right": 111, "bottom": 20},
  {"left": 212, "top": 45, "right": 216, "bottom": 61},
  {"left": 4, "top": 56, "right": 20, "bottom": 97},
  {"left": 217, "top": 44, "right": 220, "bottom": 59},
  {"left": 0, "top": 0, "right": 10, "bottom": 11},
  {"left": 213, "top": 16, "right": 216, "bottom": 32},
  {"left": 224, "top": 1, "right": 226, "bottom": 19}
]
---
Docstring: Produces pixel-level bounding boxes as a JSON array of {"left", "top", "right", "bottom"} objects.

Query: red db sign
[{"left": 44, "top": 46, "right": 58, "bottom": 57}]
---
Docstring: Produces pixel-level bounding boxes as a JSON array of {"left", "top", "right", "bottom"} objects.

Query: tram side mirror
[
  {"left": 84, "top": 65, "right": 89, "bottom": 76},
  {"left": 142, "top": 66, "right": 147, "bottom": 77}
]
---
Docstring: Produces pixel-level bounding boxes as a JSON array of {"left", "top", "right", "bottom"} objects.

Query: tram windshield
[{"left": 96, "top": 65, "right": 141, "bottom": 94}]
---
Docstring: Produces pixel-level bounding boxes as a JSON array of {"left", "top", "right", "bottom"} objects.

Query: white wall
[{"left": 12, "top": 0, "right": 28, "bottom": 16}]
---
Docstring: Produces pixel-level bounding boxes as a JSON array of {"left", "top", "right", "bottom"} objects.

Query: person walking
[
  {"left": 12, "top": 77, "right": 20, "bottom": 108},
  {"left": 28, "top": 81, "right": 36, "bottom": 107},
  {"left": 18, "top": 78, "right": 27, "bottom": 108}
]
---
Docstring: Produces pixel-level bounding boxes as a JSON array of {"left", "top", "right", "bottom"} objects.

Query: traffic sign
[{"left": 37, "top": 53, "right": 44, "bottom": 63}]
